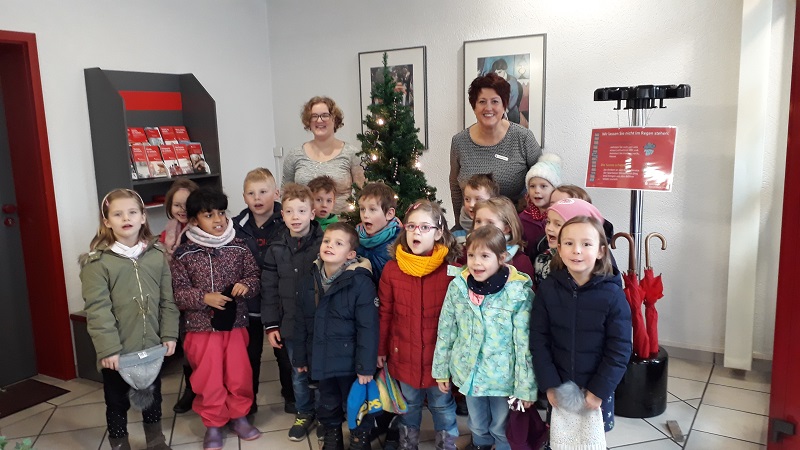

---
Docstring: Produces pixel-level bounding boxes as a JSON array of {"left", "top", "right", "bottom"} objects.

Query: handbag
[{"left": 506, "top": 397, "right": 548, "bottom": 450}]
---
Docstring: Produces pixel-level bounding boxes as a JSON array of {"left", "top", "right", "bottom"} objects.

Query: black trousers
[
  {"left": 247, "top": 317, "right": 295, "bottom": 401},
  {"left": 102, "top": 368, "right": 162, "bottom": 438},
  {"left": 318, "top": 375, "right": 376, "bottom": 431}
]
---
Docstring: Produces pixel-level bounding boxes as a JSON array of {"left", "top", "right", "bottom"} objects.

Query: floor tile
[
  {"left": 686, "top": 399, "right": 701, "bottom": 409},
  {"left": 32, "top": 425, "right": 106, "bottom": 450},
  {"left": 59, "top": 386, "right": 105, "bottom": 407},
  {"left": 709, "top": 367, "right": 771, "bottom": 393},
  {"left": 172, "top": 436, "right": 241, "bottom": 449},
  {"left": 702, "top": 384, "right": 769, "bottom": 415},
  {"left": 257, "top": 380, "right": 286, "bottom": 406},
  {"left": 668, "top": 376, "right": 706, "bottom": 400},
  {"left": 260, "top": 360, "right": 280, "bottom": 382},
  {"left": 172, "top": 413, "right": 230, "bottom": 445},
  {"left": 241, "top": 428, "right": 310, "bottom": 449},
  {"left": 33, "top": 376, "right": 103, "bottom": 406},
  {"left": 606, "top": 416, "right": 668, "bottom": 447},
  {"left": 40, "top": 402, "right": 108, "bottom": 434},
  {"left": 644, "top": 400, "right": 699, "bottom": 443},
  {"left": 610, "top": 437, "right": 682, "bottom": 449},
  {"left": 0, "top": 407, "right": 54, "bottom": 439},
  {"left": 667, "top": 393, "right": 680, "bottom": 403},
  {"left": 669, "top": 357, "right": 714, "bottom": 382},
  {"left": 692, "top": 404, "right": 768, "bottom": 444},
  {"left": 684, "top": 430, "right": 766, "bottom": 449},
  {"left": 249, "top": 402, "right": 297, "bottom": 433},
  {"left": 0, "top": 402, "right": 55, "bottom": 428},
  {"left": 161, "top": 371, "right": 184, "bottom": 395}
]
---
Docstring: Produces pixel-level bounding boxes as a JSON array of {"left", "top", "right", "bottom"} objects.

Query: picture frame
[
  {"left": 463, "top": 34, "right": 546, "bottom": 147},
  {"left": 358, "top": 45, "right": 428, "bottom": 147}
]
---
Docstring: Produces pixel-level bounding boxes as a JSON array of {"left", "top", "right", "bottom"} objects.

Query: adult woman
[
  {"left": 449, "top": 73, "right": 541, "bottom": 229},
  {"left": 283, "top": 96, "right": 366, "bottom": 213}
]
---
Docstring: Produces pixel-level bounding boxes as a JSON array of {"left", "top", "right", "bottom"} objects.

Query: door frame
[{"left": 0, "top": 30, "right": 74, "bottom": 380}]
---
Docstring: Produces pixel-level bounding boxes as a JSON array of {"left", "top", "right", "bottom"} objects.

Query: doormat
[{"left": 0, "top": 379, "right": 69, "bottom": 419}]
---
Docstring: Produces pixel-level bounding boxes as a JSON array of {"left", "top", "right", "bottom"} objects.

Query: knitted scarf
[
  {"left": 396, "top": 243, "right": 448, "bottom": 277},
  {"left": 316, "top": 213, "right": 340, "bottom": 231},
  {"left": 321, "top": 257, "right": 358, "bottom": 286},
  {"left": 356, "top": 217, "right": 402, "bottom": 249},
  {"left": 110, "top": 240, "right": 146, "bottom": 259},
  {"left": 467, "top": 265, "right": 509, "bottom": 306},
  {"left": 521, "top": 200, "right": 547, "bottom": 221},
  {"left": 186, "top": 219, "right": 235, "bottom": 248}
]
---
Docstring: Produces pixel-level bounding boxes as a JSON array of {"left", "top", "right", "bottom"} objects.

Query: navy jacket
[
  {"left": 233, "top": 203, "right": 283, "bottom": 314},
  {"left": 292, "top": 258, "right": 379, "bottom": 380},
  {"left": 530, "top": 268, "right": 631, "bottom": 401}
]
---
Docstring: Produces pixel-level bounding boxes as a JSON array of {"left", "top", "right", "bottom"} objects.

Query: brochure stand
[{"left": 594, "top": 84, "right": 690, "bottom": 419}]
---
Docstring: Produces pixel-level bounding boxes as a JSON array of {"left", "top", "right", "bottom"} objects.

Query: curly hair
[{"left": 301, "top": 96, "right": 344, "bottom": 131}]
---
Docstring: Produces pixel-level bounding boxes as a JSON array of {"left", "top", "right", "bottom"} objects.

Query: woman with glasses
[{"left": 282, "top": 96, "right": 366, "bottom": 213}]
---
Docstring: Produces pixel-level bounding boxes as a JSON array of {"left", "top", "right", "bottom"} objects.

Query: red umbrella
[
  {"left": 611, "top": 233, "right": 649, "bottom": 359},
  {"left": 641, "top": 233, "right": 667, "bottom": 358}
]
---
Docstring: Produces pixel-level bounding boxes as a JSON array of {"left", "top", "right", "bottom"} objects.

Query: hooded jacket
[
  {"left": 233, "top": 202, "right": 284, "bottom": 314},
  {"left": 79, "top": 240, "right": 180, "bottom": 370}
]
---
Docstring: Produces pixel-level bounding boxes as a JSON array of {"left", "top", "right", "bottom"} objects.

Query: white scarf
[
  {"left": 110, "top": 241, "right": 146, "bottom": 259},
  {"left": 186, "top": 219, "right": 236, "bottom": 248}
]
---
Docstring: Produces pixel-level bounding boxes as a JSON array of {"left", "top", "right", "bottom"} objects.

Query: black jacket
[{"left": 233, "top": 203, "right": 284, "bottom": 314}]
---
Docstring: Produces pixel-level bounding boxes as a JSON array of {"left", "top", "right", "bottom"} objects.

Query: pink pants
[{"left": 184, "top": 327, "right": 253, "bottom": 427}]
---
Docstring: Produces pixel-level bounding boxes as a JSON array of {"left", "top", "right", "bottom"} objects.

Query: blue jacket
[
  {"left": 233, "top": 203, "right": 283, "bottom": 314},
  {"left": 530, "top": 268, "right": 631, "bottom": 401},
  {"left": 293, "top": 258, "right": 379, "bottom": 380}
]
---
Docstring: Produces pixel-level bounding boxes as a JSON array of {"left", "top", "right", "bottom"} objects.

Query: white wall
[
  {"left": 266, "top": 0, "right": 794, "bottom": 358},
  {"left": 0, "top": 0, "right": 276, "bottom": 313}
]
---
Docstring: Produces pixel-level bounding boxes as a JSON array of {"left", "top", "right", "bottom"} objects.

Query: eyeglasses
[
  {"left": 311, "top": 113, "right": 332, "bottom": 122},
  {"left": 404, "top": 223, "right": 439, "bottom": 233}
]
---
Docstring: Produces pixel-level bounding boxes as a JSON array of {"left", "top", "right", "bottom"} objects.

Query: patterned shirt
[{"left": 282, "top": 142, "right": 365, "bottom": 213}]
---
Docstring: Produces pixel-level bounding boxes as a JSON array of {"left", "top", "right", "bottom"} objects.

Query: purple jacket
[
  {"left": 170, "top": 237, "right": 261, "bottom": 333},
  {"left": 519, "top": 211, "right": 545, "bottom": 263}
]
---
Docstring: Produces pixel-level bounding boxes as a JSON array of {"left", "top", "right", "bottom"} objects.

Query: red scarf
[{"left": 522, "top": 200, "right": 547, "bottom": 221}]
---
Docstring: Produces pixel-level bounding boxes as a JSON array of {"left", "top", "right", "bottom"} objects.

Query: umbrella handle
[
  {"left": 611, "top": 232, "right": 636, "bottom": 273},
  {"left": 645, "top": 232, "right": 667, "bottom": 269}
]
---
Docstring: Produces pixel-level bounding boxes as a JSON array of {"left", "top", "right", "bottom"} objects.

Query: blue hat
[{"left": 346, "top": 379, "right": 382, "bottom": 429}]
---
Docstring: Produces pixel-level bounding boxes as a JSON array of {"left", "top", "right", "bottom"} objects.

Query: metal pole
[{"left": 630, "top": 108, "right": 646, "bottom": 274}]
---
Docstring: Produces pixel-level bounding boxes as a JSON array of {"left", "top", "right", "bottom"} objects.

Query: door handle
[
  {"left": 2, "top": 204, "right": 17, "bottom": 214},
  {"left": 4, "top": 217, "right": 15, "bottom": 227}
]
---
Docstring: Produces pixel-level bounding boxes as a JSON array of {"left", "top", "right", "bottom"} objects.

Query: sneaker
[
  {"left": 288, "top": 413, "right": 315, "bottom": 441},
  {"left": 284, "top": 401, "right": 297, "bottom": 414},
  {"left": 348, "top": 427, "right": 372, "bottom": 450}
]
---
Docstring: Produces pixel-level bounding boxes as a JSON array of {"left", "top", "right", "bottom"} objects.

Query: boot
[
  {"left": 398, "top": 425, "right": 420, "bottom": 450},
  {"left": 142, "top": 422, "right": 171, "bottom": 450},
  {"left": 173, "top": 365, "right": 196, "bottom": 414},
  {"left": 228, "top": 416, "right": 261, "bottom": 441},
  {"left": 108, "top": 436, "right": 131, "bottom": 450},
  {"left": 434, "top": 430, "right": 457, "bottom": 450},
  {"left": 321, "top": 424, "right": 344, "bottom": 450},
  {"left": 348, "top": 427, "right": 372, "bottom": 450},
  {"left": 203, "top": 426, "right": 223, "bottom": 450}
]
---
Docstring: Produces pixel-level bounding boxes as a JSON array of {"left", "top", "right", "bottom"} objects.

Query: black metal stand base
[{"left": 614, "top": 347, "right": 669, "bottom": 418}]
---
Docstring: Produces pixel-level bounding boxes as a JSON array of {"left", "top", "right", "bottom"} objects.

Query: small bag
[
  {"left": 375, "top": 366, "right": 407, "bottom": 414},
  {"left": 210, "top": 284, "right": 237, "bottom": 331},
  {"left": 506, "top": 398, "right": 548, "bottom": 450},
  {"left": 548, "top": 382, "right": 607, "bottom": 450}
]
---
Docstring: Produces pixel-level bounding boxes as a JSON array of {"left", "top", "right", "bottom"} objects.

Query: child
[
  {"left": 519, "top": 153, "right": 562, "bottom": 263},
  {"left": 80, "top": 188, "right": 179, "bottom": 450},
  {"left": 160, "top": 178, "right": 199, "bottom": 260},
  {"left": 356, "top": 182, "right": 403, "bottom": 281},
  {"left": 170, "top": 188, "right": 262, "bottom": 449},
  {"left": 378, "top": 200, "right": 461, "bottom": 450},
  {"left": 433, "top": 226, "right": 536, "bottom": 450},
  {"left": 473, "top": 196, "right": 535, "bottom": 280},
  {"left": 232, "top": 168, "right": 296, "bottom": 416},
  {"left": 261, "top": 182, "right": 324, "bottom": 441},
  {"left": 453, "top": 173, "right": 500, "bottom": 243},
  {"left": 309, "top": 175, "right": 340, "bottom": 231},
  {"left": 530, "top": 216, "right": 632, "bottom": 433},
  {"left": 549, "top": 184, "right": 615, "bottom": 248},
  {"left": 293, "top": 222, "right": 379, "bottom": 450}
]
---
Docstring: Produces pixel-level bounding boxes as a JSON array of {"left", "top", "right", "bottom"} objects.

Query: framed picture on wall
[
  {"left": 463, "top": 34, "right": 546, "bottom": 147},
  {"left": 358, "top": 46, "right": 428, "bottom": 147}
]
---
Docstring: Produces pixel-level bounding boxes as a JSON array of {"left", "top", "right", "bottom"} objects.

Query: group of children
[{"left": 80, "top": 151, "right": 632, "bottom": 450}]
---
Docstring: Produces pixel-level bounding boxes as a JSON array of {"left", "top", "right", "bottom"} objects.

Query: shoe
[
  {"left": 229, "top": 416, "right": 261, "bottom": 441},
  {"left": 203, "top": 427, "right": 223, "bottom": 450},
  {"left": 317, "top": 421, "right": 325, "bottom": 441},
  {"left": 322, "top": 424, "right": 344, "bottom": 450},
  {"left": 288, "top": 412, "right": 315, "bottom": 441},
  {"left": 397, "top": 425, "right": 420, "bottom": 450},
  {"left": 248, "top": 402, "right": 258, "bottom": 416},
  {"left": 463, "top": 443, "right": 493, "bottom": 450},
  {"left": 455, "top": 398, "right": 469, "bottom": 416},
  {"left": 142, "top": 422, "right": 171, "bottom": 449},
  {"left": 108, "top": 436, "right": 131, "bottom": 450},
  {"left": 434, "top": 430, "right": 457, "bottom": 450},
  {"left": 348, "top": 427, "right": 372, "bottom": 450},
  {"left": 284, "top": 401, "right": 297, "bottom": 414}
]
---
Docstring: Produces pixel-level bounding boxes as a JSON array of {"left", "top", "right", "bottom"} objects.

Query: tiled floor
[{"left": 0, "top": 347, "right": 772, "bottom": 449}]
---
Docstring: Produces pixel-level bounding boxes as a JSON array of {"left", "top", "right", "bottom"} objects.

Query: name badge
[{"left": 494, "top": 154, "right": 508, "bottom": 161}]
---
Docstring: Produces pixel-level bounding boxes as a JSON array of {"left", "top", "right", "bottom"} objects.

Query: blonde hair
[
  {"left": 164, "top": 178, "right": 199, "bottom": 219},
  {"left": 473, "top": 196, "right": 526, "bottom": 249},
  {"left": 243, "top": 167, "right": 276, "bottom": 190},
  {"left": 554, "top": 184, "right": 592, "bottom": 203},
  {"left": 465, "top": 225, "right": 507, "bottom": 261},
  {"left": 301, "top": 96, "right": 344, "bottom": 131},
  {"left": 391, "top": 200, "right": 461, "bottom": 263},
  {"left": 90, "top": 189, "right": 153, "bottom": 250},
  {"left": 551, "top": 216, "right": 613, "bottom": 276},
  {"left": 281, "top": 182, "right": 313, "bottom": 205}
]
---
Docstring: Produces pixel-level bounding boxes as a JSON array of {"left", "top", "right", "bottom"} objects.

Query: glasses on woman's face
[
  {"left": 311, "top": 113, "right": 332, "bottom": 122},
  {"left": 405, "top": 223, "right": 438, "bottom": 233}
]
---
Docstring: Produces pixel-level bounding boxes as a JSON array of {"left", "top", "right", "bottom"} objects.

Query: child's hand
[
  {"left": 546, "top": 388, "right": 559, "bottom": 408},
  {"left": 101, "top": 354, "right": 120, "bottom": 371},
  {"left": 437, "top": 381, "right": 451, "bottom": 393},
  {"left": 585, "top": 391, "right": 602, "bottom": 410},
  {"left": 163, "top": 340, "right": 176, "bottom": 356},
  {"left": 297, "top": 366, "right": 307, "bottom": 373},
  {"left": 377, "top": 355, "right": 386, "bottom": 368},
  {"left": 267, "top": 330, "right": 283, "bottom": 349},
  {"left": 521, "top": 400, "right": 534, "bottom": 409},
  {"left": 357, "top": 374, "right": 373, "bottom": 385},
  {"left": 204, "top": 292, "right": 232, "bottom": 310},
  {"left": 231, "top": 282, "right": 249, "bottom": 297}
]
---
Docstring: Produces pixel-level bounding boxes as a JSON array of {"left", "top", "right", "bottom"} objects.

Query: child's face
[
  {"left": 527, "top": 177, "right": 555, "bottom": 210},
  {"left": 404, "top": 210, "right": 443, "bottom": 255},
  {"left": 282, "top": 198, "right": 315, "bottom": 237},
  {"left": 545, "top": 210, "right": 566, "bottom": 249},
  {"left": 549, "top": 189, "right": 571, "bottom": 206},
  {"left": 558, "top": 222, "right": 605, "bottom": 281},
  {"left": 104, "top": 197, "right": 146, "bottom": 247},
  {"left": 170, "top": 188, "right": 191, "bottom": 224},
  {"left": 320, "top": 229, "right": 357, "bottom": 266},
  {"left": 466, "top": 244, "right": 504, "bottom": 282},
  {"left": 473, "top": 208, "right": 511, "bottom": 236},
  {"left": 313, "top": 189, "right": 335, "bottom": 219},
  {"left": 191, "top": 209, "right": 228, "bottom": 237},
  {"left": 243, "top": 180, "right": 278, "bottom": 217},
  {"left": 463, "top": 186, "right": 492, "bottom": 219},
  {"left": 359, "top": 196, "right": 395, "bottom": 236}
]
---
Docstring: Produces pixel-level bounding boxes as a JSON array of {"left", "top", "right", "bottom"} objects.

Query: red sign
[{"left": 586, "top": 127, "right": 677, "bottom": 191}]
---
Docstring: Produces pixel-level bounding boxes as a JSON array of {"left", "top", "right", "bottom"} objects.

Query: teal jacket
[{"left": 432, "top": 265, "right": 536, "bottom": 401}]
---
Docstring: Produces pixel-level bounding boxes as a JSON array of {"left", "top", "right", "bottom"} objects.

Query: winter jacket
[
  {"left": 530, "top": 268, "right": 631, "bottom": 402},
  {"left": 293, "top": 258, "right": 379, "bottom": 380},
  {"left": 378, "top": 259, "right": 455, "bottom": 389},
  {"left": 233, "top": 203, "right": 284, "bottom": 314},
  {"left": 261, "top": 221, "right": 324, "bottom": 339},
  {"left": 79, "top": 240, "right": 180, "bottom": 370},
  {"left": 432, "top": 266, "right": 536, "bottom": 401},
  {"left": 520, "top": 211, "right": 545, "bottom": 263},
  {"left": 170, "top": 237, "right": 261, "bottom": 333}
]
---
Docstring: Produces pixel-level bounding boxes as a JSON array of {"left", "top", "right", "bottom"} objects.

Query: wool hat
[
  {"left": 346, "top": 379, "right": 382, "bottom": 429},
  {"left": 549, "top": 381, "right": 607, "bottom": 450},
  {"left": 117, "top": 344, "right": 168, "bottom": 410},
  {"left": 525, "top": 153, "right": 562, "bottom": 188},
  {"left": 547, "top": 198, "right": 604, "bottom": 223}
]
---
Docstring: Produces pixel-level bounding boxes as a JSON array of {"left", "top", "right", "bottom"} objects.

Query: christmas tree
[{"left": 345, "top": 53, "right": 438, "bottom": 222}]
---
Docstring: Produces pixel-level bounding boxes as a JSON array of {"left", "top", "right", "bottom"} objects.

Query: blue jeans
[
  {"left": 284, "top": 339, "right": 314, "bottom": 415},
  {"left": 398, "top": 381, "right": 458, "bottom": 437},
  {"left": 465, "top": 395, "right": 510, "bottom": 450}
]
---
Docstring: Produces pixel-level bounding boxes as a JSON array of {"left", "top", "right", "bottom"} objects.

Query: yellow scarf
[{"left": 396, "top": 243, "right": 449, "bottom": 277}]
